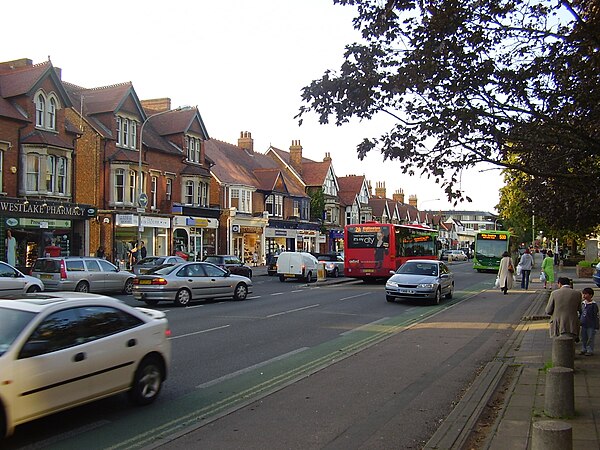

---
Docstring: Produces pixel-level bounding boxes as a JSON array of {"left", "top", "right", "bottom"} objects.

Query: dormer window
[
  {"left": 186, "top": 136, "right": 202, "bottom": 163},
  {"left": 116, "top": 115, "right": 138, "bottom": 149},
  {"left": 265, "top": 194, "right": 283, "bottom": 218},
  {"left": 48, "top": 97, "right": 57, "bottom": 130},
  {"left": 35, "top": 94, "right": 45, "bottom": 127}
]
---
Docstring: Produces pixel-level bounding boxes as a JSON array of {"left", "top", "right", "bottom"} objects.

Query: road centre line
[
  {"left": 196, "top": 347, "right": 310, "bottom": 389},
  {"left": 271, "top": 292, "right": 285, "bottom": 296},
  {"left": 266, "top": 304, "right": 320, "bottom": 318},
  {"left": 339, "top": 292, "right": 373, "bottom": 301},
  {"left": 169, "top": 324, "right": 230, "bottom": 340}
]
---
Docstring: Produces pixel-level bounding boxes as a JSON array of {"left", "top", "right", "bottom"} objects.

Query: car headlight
[
  {"left": 386, "top": 281, "right": 398, "bottom": 287},
  {"left": 417, "top": 283, "right": 435, "bottom": 289}
]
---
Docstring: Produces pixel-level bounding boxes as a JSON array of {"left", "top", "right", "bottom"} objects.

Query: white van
[{"left": 276, "top": 251, "right": 318, "bottom": 282}]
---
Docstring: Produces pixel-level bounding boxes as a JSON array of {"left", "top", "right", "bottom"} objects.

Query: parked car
[
  {"left": 313, "top": 253, "right": 345, "bottom": 278},
  {"left": 132, "top": 256, "right": 187, "bottom": 275},
  {"left": 203, "top": 255, "right": 252, "bottom": 279},
  {"left": 0, "top": 261, "right": 44, "bottom": 295},
  {"left": 593, "top": 263, "right": 600, "bottom": 288},
  {"left": 440, "top": 250, "right": 468, "bottom": 261},
  {"left": 385, "top": 259, "right": 454, "bottom": 305},
  {"left": 0, "top": 292, "right": 170, "bottom": 438},
  {"left": 276, "top": 251, "right": 319, "bottom": 282},
  {"left": 30, "top": 257, "right": 135, "bottom": 294},
  {"left": 133, "top": 262, "right": 252, "bottom": 307},
  {"left": 266, "top": 253, "right": 278, "bottom": 276}
]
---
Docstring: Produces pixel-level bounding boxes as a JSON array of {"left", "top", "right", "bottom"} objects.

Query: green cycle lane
[{"left": 46, "top": 282, "right": 489, "bottom": 450}]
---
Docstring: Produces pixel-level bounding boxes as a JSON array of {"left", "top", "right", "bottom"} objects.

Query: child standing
[{"left": 580, "top": 287, "right": 599, "bottom": 356}]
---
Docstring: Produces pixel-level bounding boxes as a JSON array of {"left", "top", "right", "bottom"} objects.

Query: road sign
[{"left": 138, "top": 193, "right": 148, "bottom": 208}]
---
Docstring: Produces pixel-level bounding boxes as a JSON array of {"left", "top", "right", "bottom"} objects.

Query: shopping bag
[
  {"left": 494, "top": 276, "right": 500, "bottom": 288},
  {"left": 540, "top": 271, "right": 546, "bottom": 282},
  {"left": 516, "top": 264, "right": 522, "bottom": 276}
]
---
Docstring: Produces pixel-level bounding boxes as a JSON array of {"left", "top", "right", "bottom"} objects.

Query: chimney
[
  {"left": 375, "top": 181, "right": 386, "bottom": 198},
  {"left": 409, "top": 195, "right": 418, "bottom": 207},
  {"left": 367, "top": 180, "right": 372, "bottom": 196},
  {"left": 290, "top": 140, "right": 303, "bottom": 175},
  {"left": 141, "top": 98, "right": 172, "bottom": 113},
  {"left": 393, "top": 189, "right": 405, "bottom": 203},
  {"left": 238, "top": 131, "right": 254, "bottom": 152},
  {"left": 323, "top": 152, "right": 331, "bottom": 162},
  {"left": 0, "top": 58, "right": 33, "bottom": 72}
]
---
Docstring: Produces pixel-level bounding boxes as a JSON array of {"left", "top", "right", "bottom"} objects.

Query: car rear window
[
  {"left": 203, "top": 256, "right": 221, "bottom": 264},
  {"left": 66, "top": 260, "right": 85, "bottom": 272},
  {"left": 32, "top": 259, "right": 60, "bottom": 273}
]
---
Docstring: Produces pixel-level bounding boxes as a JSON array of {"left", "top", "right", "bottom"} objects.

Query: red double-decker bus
[{"left": 344, "top": 222, "right": 438, "bottom": 280}]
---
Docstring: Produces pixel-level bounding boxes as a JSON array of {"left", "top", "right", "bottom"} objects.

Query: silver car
[
  {"left": 31, "top": 257, "right": 135, "bottom": 294},
  {"left": 314, "top": 253, "right": 345, "bottom": 278},
  {"left": 385, "top": 260, "right": 454, "bottom": 305},
  {"left": 133, "top": 262, "right": 252, "bottom": 307},
  {"left": 0, "top": 261, "right": 44, "bottom": 295}
]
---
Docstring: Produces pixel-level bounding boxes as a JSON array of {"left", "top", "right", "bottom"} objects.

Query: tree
[{"left": 297, "top": 0, "right": 600, "bottom": 231}]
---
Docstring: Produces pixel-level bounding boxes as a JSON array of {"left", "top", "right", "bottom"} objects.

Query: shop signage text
[{"left": 0, "top": 199, "right": 97, "bottom": 218}]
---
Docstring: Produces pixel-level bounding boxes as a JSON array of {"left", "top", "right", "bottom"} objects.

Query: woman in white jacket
[{"left": 497, "top": 251, "right": 514, "bottom": 295}]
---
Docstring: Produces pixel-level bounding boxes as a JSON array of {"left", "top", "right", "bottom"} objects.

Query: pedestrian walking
[
  {"left": 518, "top": 248, "right": 534, "bottom": 290},
  {"left": 545, "top": 277, "right": 581, "bottom": 340},
  {"left": 252, "top": 251, "right": 258, "bottom": 267},
  {"left": 140, "top": 241, "right": 147, "bottom": 259},
  {"left": 541, "top": 250, "right": 555, "bottom": 289},
  {"left": 5, "top": 229, "right": 16, "bottom": 266},
  {"left": 579, "top": 287, "right": 599, "bottom": 356},
  {"left": 497, "top": 251, "right": 514, "bottom": 295}
]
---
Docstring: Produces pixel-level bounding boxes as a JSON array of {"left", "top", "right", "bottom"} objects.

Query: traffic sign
[{"left": 138, "top": 193, "right": 148, "bottom": 208}]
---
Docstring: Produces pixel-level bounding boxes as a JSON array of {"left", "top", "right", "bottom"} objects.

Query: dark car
[
  {"left": 266, "top": 253, "right": 278, "bottom": 276},
  {"left": 132, "top": 256, "right": 187, "bottom": 275},
  {"left": 203, "top": 255, "right": 252, "bottom": 279}
]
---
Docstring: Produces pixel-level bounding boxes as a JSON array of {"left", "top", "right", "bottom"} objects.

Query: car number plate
[
  {"left": 284, "top": 274, "right": 295, "bottom": 278},
  {"left": 363, "top": 269, "right": 374, "bottom": 273},
  {"left": 41, "top": 274, "right": 53, "bottom": 279},
  {"left": 399, "top": 289, "right": 415, "bottom": 294},
  {"left": 139, "top": 279, "right": 152, "bottom": 285}
]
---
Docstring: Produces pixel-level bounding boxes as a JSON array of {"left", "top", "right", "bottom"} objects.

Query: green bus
[{"left": 473, "top": 230, "right": 511, "bottom": 272}]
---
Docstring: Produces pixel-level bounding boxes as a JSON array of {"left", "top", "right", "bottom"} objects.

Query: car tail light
[
  {"left": 165, "top": 328, "right": 172, "bottom": 338},
  {"left": 152, "top": 278, "right": 168, "bottom": 285},
  {"left": 60, "top": 260, "right": 67, "bottom": 280}
]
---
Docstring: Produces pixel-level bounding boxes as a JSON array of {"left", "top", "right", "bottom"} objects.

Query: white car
[
  {"left": 0, "top": 292, "right": 171, "bottom": 438},
  {"left": 0, "top": 261, "right": 44, "bottom": 295}
]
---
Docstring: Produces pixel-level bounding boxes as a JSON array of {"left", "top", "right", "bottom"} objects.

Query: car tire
[
  {"left": 144, "top": 299, "right": 160, "bottom": 306},
  {"left": 445, "top": 284, "right": 454, "bottom": 299},
  {"left": 279, "top": 275, "right": 285, "bottom": 282},
  {"left": 174, "top": 288, "right": 192, "bottom": 307},
  {"left": 75, "top": 281, "right": 89, "bottom": 293},
  {"left": 305, "top": 271, "right": 313, "bottom": 282},
  {"left": 123, "top": 278, "right": 134, "bottom": 295},
  {"left": 128, "top": 355, "right": 164, "bottom": 406},
  {"left": 431, "top": 288, "right": 441, "bottom": 305},
  {"left": 332, "top": 268, "right": 339, "bottom": 278},
  {"left": 0, "top": 405, "right": 6, "bottom": 439},
  {"left": 233, "top": 283, "right": 248, "bottom": 301},
  {"left": 386, "top": 295, "right": 394, "bottom": 303},
  {"left": 26, "top": 285, "right": 41, "bottom": 293}
]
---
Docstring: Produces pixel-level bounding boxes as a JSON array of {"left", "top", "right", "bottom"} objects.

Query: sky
[{"left": 3, "top": 0, "right": 504, "bottom": 213}]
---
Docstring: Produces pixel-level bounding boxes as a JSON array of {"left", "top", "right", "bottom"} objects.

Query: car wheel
[
  {"left": 305, "top": 271, "right": 313, "bottom": 282},
  {"left": 144, "top": 299, "right": 160, "bottom": 306},
  {"left": 0, "top": 405, "right": 6, "bottom": 439},
  {"left": 445, "top": 283, "right": 454, "bottom": 299},
  {"left": 233, "top": 283, "right": 248, "bottom": 300},
  {"left": 432, "top": 288, "right": 442, "bottom": 305},
  {"left": 386, "top": 295, "right": 395, "bottom": 303},
  {"left": 279, "top": 275, "right": 286, "bottom": 282},
  {"left": 26, "top": 285, "right": 41, "bottom": 293},
  {"left": 174, "top": 288, "right": 192, "bottom": 307},
  {"left": 123, "top": 278, "right": 134, "bottom": 295},
  {"left": 129, "top": 355, "right": 164, "bottom": 406},
  {"left": 75, "top": 281, "right": 89, "bottom": 292},
  {"left": 332, "top": 268, "right": 339, "bottom": 278}
]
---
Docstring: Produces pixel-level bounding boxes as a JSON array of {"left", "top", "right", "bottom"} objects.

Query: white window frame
[
  {"left": 115, "top": 116, "right": 138, "bottom": 150},
  {"left": 185, "top": 180, "right": 194, "bottom": 204},
  {"left": 151, "top": 176, "right": 157, "bottom": 208},
  {"left": 26, "top": 154, "right": 40, "bottom": 191},
  {"left": 166, "top": 178, "right": 172, "bottom": 201},
  {"left": 47, "top": 97, "right": 57, "bottom": 130},
  {"left": 35, "top": 94, "right": 45, "bottom": 128},
  {"left": 46, "top": 155, "right": 56, "bottom": 192},
  {"left": 115, "top": 168, "right": 125, "bottom": 203},
  {"left": 129, "top": 170, "right": 136, "bottom": 203}
]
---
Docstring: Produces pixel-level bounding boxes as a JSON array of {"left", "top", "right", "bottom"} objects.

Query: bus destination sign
[{"left": 479, "top": 233, "right": 507, "bottom": 240}]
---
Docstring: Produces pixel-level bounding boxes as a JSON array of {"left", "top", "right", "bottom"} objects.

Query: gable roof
[
  {"left": 65, "top": 81, "right": 137, "bottom": 116},
  {"left": 150, "top": 108, "right": 209, "bottom": 139}
]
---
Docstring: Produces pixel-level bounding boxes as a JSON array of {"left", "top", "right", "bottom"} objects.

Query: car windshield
[
  {"left": 137, "top": 257, "right": 165, "bottom": 266},
  {"left": 397, "top": 263, "right": 438, "bottom": 276},
  {"left": 0, "top": 307, "right": 36, "bottom": 356}
]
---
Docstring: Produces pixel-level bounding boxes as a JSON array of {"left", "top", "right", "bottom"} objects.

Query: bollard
[
  {"left": 532, "top": 420, "right": 572, "bottom": 450},
  {"left": 552, "top": 335, "right": 574, "bottom": 369},
  {"left": 544, "top": 367, "right": 574, "bottom": 418}
]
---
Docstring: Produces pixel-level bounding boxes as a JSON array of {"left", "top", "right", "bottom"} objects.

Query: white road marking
[
  {"left": 339, "top": 292, "right": 373, "bottom": 301},
  {"left": 169, "top": 324, "right": 231, "bottom": 340},
  {"left": 196, "top": 347, "right": 309, "bottom": 389},
  {"left": 266, "top": 304, "right": 320, "bottom": 318}
]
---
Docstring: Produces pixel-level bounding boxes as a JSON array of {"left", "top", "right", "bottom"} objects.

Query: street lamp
[{"left": 137, "top": 106, "right": 193, "bottom": 247}]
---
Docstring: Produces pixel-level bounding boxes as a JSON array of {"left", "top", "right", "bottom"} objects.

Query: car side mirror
[
  {"left": 389, "top": 270, "right": 395, "bottom": 275},
  {"left": 440, "top": 274, "right": 449, "bottom": 279}
]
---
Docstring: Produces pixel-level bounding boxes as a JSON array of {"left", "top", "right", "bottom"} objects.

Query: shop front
[
  {"left": 329, "top": 229, "right": 344, "bottom": 253},
  {"left": 230, "top": 216, "right": 267, "bottom": 265},
  {"left": 172, "top": 216, "right": 218, "bottom": 261},
  {"left": 0, "top": 197, "right": 97, "bottom": 272},
  {"left": 113, "top": 214, "right": 170, "bottom": 269},
  {"left": 296, "top": 228, "right": 320, "bottom": 253}
]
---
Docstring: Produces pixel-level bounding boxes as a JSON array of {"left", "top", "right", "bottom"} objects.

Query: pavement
[{"left": 425, "top": 260, "right": 600, "bottom": 450}]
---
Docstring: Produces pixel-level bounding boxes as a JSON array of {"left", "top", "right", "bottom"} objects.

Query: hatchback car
[
  {"left": 132, "top": 256, "right": 187, "bottom": 275},
  {"left": 133, "top": 262, "right": 252, "bottom": 307},
  {"left": 31, "top": 257, "right": 135, "bottom": 294},
  {"left": 203, "top": 255, "right": 252, "bottom": 279},
  {"left": 0, "top": 292, "right": 170, "bottom": 438},
  {"left": 385, "top": 260, "right": 454, "bottom": 305},
  {"left": 313, "top": 253, "right": 345, "bottom": 277},
  {"left": 440, "top": 250, "right": 468, "bottom": 261},
  {"left": 0, "top": 261, "right": 44, "bottom": 295}
]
